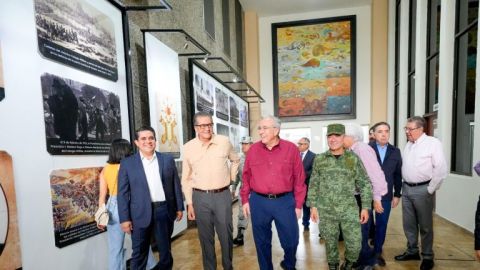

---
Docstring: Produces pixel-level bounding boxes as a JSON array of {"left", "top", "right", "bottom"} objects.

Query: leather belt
[
  {"left": 193, "top": 185, "right": 229, "bottom": 193},
  {"left": 254, "top": 191, "right": 289, "bottom": 199},
  {"left": 152, "top": 201, "right": 167, "bottom": 208},
  {"left": 404, "top": 180, "right": 431, "bottom": 187}
]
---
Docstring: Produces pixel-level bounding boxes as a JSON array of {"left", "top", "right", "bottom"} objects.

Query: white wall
[
  {"left": 0, "top": 0, "right": 128, "bottom": 268},
  {"left": 388, "top": 0, "right": 480, "bottom": 232},
  {"left": 257, "top": 5, "right": 372, "bottom": 154}
]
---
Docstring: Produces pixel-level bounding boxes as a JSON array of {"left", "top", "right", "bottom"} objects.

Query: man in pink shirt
[
  {"left": 394, "top": 116, "right": 447, "bottom": 270},
  {"left": 344, "top": 123, "right": 387, "bottom": 269},
  {"left": 240, "top": 115, "right": 306, "bottom": 270}
]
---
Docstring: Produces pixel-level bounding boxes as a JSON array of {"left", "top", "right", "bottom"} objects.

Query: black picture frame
[{"left": 272, "top": 15, "right": 356, "bottom": 122}]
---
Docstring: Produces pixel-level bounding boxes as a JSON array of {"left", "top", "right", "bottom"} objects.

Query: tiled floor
[{"left": 170, "top": 201, "right": 479, "bottom": 269}]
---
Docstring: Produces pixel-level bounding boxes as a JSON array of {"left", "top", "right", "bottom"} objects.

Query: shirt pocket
[{"left": 280, "top": 159, "right": 293, "bottom": 177}]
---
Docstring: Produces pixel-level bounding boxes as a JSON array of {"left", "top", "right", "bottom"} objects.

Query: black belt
[
  {"left": 404, "top": 180, "right": 431, "bottom": 187},
  {"left": 254, "top": 191, "right": 289, "bottom": 199},
  {"left": 152, "top": 201, "right": 167, "bottom": 208},
  {"left": 193, "top": 185, "right": 229, "bottom": 194}
]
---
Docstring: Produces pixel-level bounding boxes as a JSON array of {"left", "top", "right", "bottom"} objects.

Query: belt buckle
[{"left": 267, "top": 194, "right": 275, "bottom": 199}]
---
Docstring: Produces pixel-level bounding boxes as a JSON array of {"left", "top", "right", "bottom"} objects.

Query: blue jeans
[
  {"left": 107, "top": 196, "right": 157, "bottom": 270},
  {"left": 374, "top": 200, "right": 392, "bottom": 254}
]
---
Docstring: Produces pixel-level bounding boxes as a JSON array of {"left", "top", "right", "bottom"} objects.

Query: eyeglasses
[
  {"left": 404, "top": 126, "right": 421, "bottom": 132},
  {"left": 195, "top": 123, "right": 213, "bottom": 129},
  {"left": 257, "top": 126, "right": 276, "bottom": 131},
  {"left": 297, "top": 142, "right": 308, "bottom": 145}
]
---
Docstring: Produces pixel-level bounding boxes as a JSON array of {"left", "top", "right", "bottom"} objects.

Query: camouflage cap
[{"left": 327, "top": 123, "right": 345, "bottom": 135}]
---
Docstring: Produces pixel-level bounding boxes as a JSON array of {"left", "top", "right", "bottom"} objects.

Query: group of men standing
[{"left": 116, "top": 112, "right": 447, "bottom": 270}]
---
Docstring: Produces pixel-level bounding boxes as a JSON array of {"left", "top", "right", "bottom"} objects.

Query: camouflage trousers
[{"left": 319, "top": 210, "right": 361, "bottom": 264}]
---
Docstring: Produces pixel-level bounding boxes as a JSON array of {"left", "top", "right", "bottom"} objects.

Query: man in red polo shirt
[{"left": 240, "top": 115, "right": 306, "bottom": 270}]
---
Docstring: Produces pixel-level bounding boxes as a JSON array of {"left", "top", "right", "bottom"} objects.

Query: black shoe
[
  {"left": 394, "top": 252, "right": 421, "bottom": 261},
  {"left": 280, "top": 260, "right": 296, "bottom": 270},
  {"left": 375, "top": 254, "right": 386, "bottom": 266},
  {"left": 420, "top": 259, "right": 434, "bottom": 270},
  {"left": 233, "top": 236, "right": 244, "bottom": 246}
]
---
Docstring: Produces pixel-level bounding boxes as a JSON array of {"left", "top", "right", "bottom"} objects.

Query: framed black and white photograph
[
  {"left": 229, "top": 96, "right": 239, "bottom": 125},
  {"left": 216, "top": 123, "right": 230, "bottom": 137},
  {"left": 34, "top": 0, "right": 118, "bottom": 81},
  {"left": 195, "top": 76, "right": 214, "bottom": 115},
  {"left": 215, "top": 87, "right": 229, "bottom": 121},
  {"left": 41, "top": 73, "right": 122, "bottom": 155}
]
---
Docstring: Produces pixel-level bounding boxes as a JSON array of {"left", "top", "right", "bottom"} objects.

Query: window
[
  {"left": 394, "top": 0, "right": 401, "bottom": 145},
  {"left": 451, "top": 0, "right": 478, "bottom": 175},
  {"left": 204, "top": 0, "right": 215, "bottom": 40},
  {"left": 235, "top": 0, "right": 243, "bottom": 72},
  {"left": 425, "top": 0, "right": 441, "bottom": 113},
  {"left": 408, "top": 0, "right": 417, "bottom": 117},
  {"left": 222, "top": 0, "right": 231, "bottom": 57}
]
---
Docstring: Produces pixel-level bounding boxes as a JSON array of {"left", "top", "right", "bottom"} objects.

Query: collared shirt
[
  {"left": 351, "top": 141, "right": 388, "bottom": 201},
  {"left": 402, "top": 133, "right": 447, "bottom": 194},
  {"left": 140, "top": 152, "right": 166, "bottom": 202},
  {"left": 240, "top": 139, "right": 306, "bottom": 208},
  {"left": 181, "top": 134, "right": 240, "bottom": 204},
  {"left": 300, "top": 151, "right": 306, "bottom": 161},
  {"left": 376, "top": 143, "right": 388, "bottom": 164}
]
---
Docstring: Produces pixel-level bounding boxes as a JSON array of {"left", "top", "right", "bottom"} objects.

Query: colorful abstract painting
[{"left": 272, "top": 16, "right": 356, "bottom": 121}]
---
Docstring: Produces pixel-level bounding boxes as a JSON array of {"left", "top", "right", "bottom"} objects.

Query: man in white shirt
[{"left": 394, "top": 116, "right": 447, "bottom": 270}]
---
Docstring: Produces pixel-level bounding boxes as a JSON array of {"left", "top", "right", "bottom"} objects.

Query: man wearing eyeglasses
[
  {"left": 394, "top": 116, "right": 447, "bottom": 270},
  {"left": 297, "top": 137, "right": 316, "bottom": 232},
  {"left": 181, "top": 111, "right": 240, "bottom": 270},
  {"left": 240, "top": 115, "right": 306, "bottom": 270}
]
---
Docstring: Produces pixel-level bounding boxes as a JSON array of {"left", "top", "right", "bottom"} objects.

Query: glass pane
[
  {"left": 408, "top": 74, "right": 415, "bottom": 117},
  {"left": 457, "top": 0, "right": 479, "bottom": 31},
  {"left": 222, "top": 0, "right": 230, "bottom": 57},
  {"left": 428, "top": 0, "right": 441, "bottom": 54},
  {"left": 409, "top": 0, "right": 417, "bottom": 71},
  {"left": 395, "top": 1, "right": 401, "bottom": 82},
  {"left": 452, "top": 27, "right": 477, "bottom": 175}
]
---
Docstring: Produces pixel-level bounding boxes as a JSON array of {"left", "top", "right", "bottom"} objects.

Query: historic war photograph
[
  {"left": 229, "top": 126, "right": 240, "bottom": 153},
  {"left": 216, "top": 123, "right": 230, "bottom": 137},
  {"left": 41, "top": 73, "right": 122, "bottom": 155},
  {"left": 229, "top": 96, "right": 239, "bottom": 125},
  {"left": 0, "top": 42, "right": 4, "bottom": 102},
  {"left": 50, "top": 167, "right": 103, "bottom": 248},
  {"left": 240, "top": 103, "right": 248, "bottom": 128},
  {"left": 195, "top": 76, "right": 214, "bottom": 115},
  {"left": 215, "top": 87, "right": 229, "bottom": 121},
  {"left": 34, "top": 0, "right": 118, "bottom": 81}
]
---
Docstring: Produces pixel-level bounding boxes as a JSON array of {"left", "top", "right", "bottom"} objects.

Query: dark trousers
[
  {"left": 131, "top": 203, "right": 174, "bottom": 270},
  {"left": 193, "top": 189, "right": 233, "bottom": 270},
  {"left": 373, "top": 200, "right": 392, "bottom": 254},
  {"left": 302, "top": 200, "right": 310, "bottom": 228},
  {"left": 250, "top": 192, "right": 299, "bottom": 270}
]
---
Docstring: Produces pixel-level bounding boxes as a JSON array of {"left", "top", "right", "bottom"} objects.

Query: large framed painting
[{"left": 272, "top": 15, "right": 356, "bottom": 121}]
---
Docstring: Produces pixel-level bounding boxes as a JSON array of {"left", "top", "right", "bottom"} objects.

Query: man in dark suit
[
  {"left": 118, "top": 126, "right": 184, "bottom": 270},
  {"left": 297, "top": 137, "right": 316, "bottom": 232},
  {"left": 368, "top": 122, "right": 402, "bottom": 267}
]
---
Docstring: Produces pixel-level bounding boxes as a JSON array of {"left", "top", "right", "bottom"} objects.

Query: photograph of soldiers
[
  {"left": 215, "top": 87, "right": 229, "bottom": 121},
  {"left": 229, "top": 96, "right": 239, "bottom": 124},
  {"left": 194, "top": 73, "right": 214, "bottom": 114},
  {"left": 240, "top": 104, "right": 248, "bottom": 127},
  {"left": 41, "top": 73, "right": 122, "bottom": 155},
  {"left": 216, "top": 123, "right": 230, "bottom": 137},
  {"left": 34, "top": 0, "right": 118, "bottom": 81},
  {"left": 50, "top": 167, "right": 103, "bottom": 247}
]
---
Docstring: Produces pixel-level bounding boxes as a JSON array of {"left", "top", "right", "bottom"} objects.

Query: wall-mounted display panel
[
  {"left": 190, "top": 61, "right": 249, "bottom": 153},
  {"left": 41, "top": 73, "right": 122, "bottom": 155},
  {"left": 34, "top": 0, "right": 118, "bottom": 81},
  {"left": 0, "top": 42, "right": 4, "bottom": 102},
  {"left": 0, "top": 151, "right": 22, "bottom": 269}
]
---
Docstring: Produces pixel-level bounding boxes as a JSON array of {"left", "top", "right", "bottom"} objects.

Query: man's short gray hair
[
  {"left": 261, "top": 115, "right": 281, "bottom": 128},
  {"left": 344, "top": 123, "right": 364, "bottom": 142}
]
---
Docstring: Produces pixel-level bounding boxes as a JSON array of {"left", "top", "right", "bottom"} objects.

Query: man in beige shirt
[{"left": 182, "top": 111, "right": 240, "bottom": 270}]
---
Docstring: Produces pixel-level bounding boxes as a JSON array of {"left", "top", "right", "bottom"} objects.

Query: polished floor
[{"left": 170, "top": 201, "right": 479, "bottom": 269}]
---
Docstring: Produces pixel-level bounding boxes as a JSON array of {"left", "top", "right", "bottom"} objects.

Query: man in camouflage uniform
[{"left": 307, "top": 124, "right": 372, "bottom": 270}]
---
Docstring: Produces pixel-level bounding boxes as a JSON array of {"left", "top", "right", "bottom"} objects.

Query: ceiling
[{"left": 239, "top": 0, "right": 372, "bottom": 17}]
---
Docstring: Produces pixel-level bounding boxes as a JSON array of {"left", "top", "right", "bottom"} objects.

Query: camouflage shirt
[{"left": 307, "top": 150, "right": 372, "bottom": 215}]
